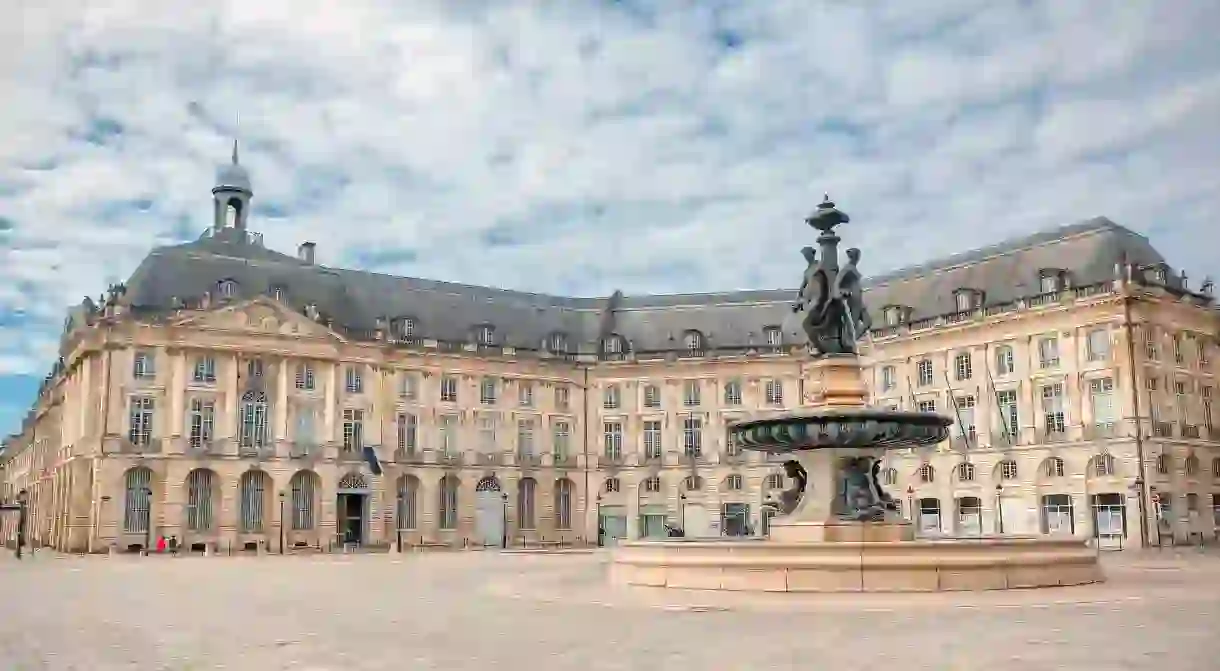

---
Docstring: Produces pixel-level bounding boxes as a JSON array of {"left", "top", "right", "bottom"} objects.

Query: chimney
[{"left": 298, "top": 242, "right": 316, "bottom": 265}]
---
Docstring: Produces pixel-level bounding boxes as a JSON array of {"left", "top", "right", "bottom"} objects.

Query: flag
[{"left": 362, "top": 445, "right": 383, "bottom": 476}]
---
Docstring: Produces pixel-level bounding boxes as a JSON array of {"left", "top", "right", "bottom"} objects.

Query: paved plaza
[{"left": 1, "top": 548, "right": 1219, "bottom": 670}]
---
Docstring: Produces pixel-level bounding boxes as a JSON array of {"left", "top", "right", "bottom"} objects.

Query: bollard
[
  {"left": 108, "top": 543, "right": 117, "bottom": 558},
  {"left": 204, "top": 543, "right": 213, "bottom": 557}
]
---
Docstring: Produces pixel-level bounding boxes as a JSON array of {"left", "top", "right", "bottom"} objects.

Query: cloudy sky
[{"left": 1, "top": 0, "right": 1218, "bottom": 434}]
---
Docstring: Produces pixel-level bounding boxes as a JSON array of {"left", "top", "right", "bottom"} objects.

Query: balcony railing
[
  {"left": 238, "top": 443, "right": 276, "bottom": 459},
  {"left": 393, "top": 448, "right": 424, "bottom": 464},
  {"left": 551, "top": 454, "right": 577, "bottom": 469},
  {"left": 114, "top": 437, "right": 163, "bottom": 455},
  {"left": 516, "top": 452, "right": 542, "bottom": 468},
  {"left": 436, "top": 451, "right": 464, "bottom": 466},
  {"left": 598, "top": 453, "right": 625, "bottom": 468},
  {"left": 289, "top": 441, "right": 320, "bottom": 460},
  {"left": 184, "top": 438, "right": 224, "bottom": 457},
  {"left": 476, "top": 452, "right": 504, "bottom": 466},
  {"left": 1181, "top": 424, "right": 1201, "bottom": 439}
]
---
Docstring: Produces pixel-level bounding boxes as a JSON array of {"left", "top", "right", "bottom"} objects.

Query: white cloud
[{"left": 0, "top": 0, "right": 1218, "bottom": 402}]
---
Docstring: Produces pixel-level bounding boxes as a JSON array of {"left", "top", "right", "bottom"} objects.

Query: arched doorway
[
  {"left": 474, "top": 476, "right": 504, "bottom": 548},
  {"left": 337, "top": 472, "right": 369, "bottom": 546}
]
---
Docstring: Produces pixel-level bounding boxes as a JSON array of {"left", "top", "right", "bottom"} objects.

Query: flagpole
[{"left": 943, "top": 370, "right": 974, "bottom": 452}]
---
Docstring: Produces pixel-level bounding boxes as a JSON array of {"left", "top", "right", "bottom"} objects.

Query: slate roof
[{"left": 112, "top": 216, "right": 1172, "bottom": 354}]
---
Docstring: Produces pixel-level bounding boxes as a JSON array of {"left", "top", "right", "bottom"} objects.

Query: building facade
[{"left": 3, "top": 150, "right": 1220, "bottom": 553}]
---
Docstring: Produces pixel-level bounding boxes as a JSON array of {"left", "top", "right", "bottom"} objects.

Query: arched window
[
  {"left": 601, "top": 334, "right": 625, "bottom": 360},
  {"left": 238, "top": 470, "right": 269, "bottom": 533},
  {"left": 123, "top": 467, "right": 153, "bottom": 534},
  {"left": 554, "top": 479, "right": 573, "bottom": 530},
  {"left": 998, "top": 459, "right": 1018, "bottom": 480},
  {"left": 547, "top": 331, "right": 569, "bottom": 354},
  {"left": 474, "top": 324, "right": 496, "bottom": 345},
  {"left": 186, "top": 469, "right": 216, "bottom": 531},
  {"left": 1043, "top": 457, "right": 1065, "bottom": 478},
  {"left": 239, "top": 390, "right": 269, "bottom": 448},
  {"left": 439, "top": 475, "right": 460, "bottom": 530},
  {"left": 683, "top": 474, "right": 703, "bottom": 491},
  {"left": 682, "top": 330, "right": 705, "bottom": 356},
  {"left": 604, "top": 477, "right": 621, "bottom": 493},
  {"left": 517, "top": 478, "right": 537, "bottom": 530},
  {"left": 643, "top": 476, "right": 661, "bottom": 493},
  {"left": 882, "top": 467, "right": 898, "bottom": 485},
  {"left": 289, "top": 470, "right": 318, "bottom": 530},
  {"left": 1093, "top": 454, "right": 1116, "bottom": 477},
  {"left": 956, "top": 462, "right": 975, "bottom": 482},
  {"left": 217, "top": 279, "right": 237, "bottom": 298},
  {"left": 1185, "top": 454, "right": 1200, "bottom": 476},
  {"left": 396, "top": 475, "right": 418, "bottom": 530},
  {"left": 918, "top": 463, "right": 935, "bottom": 484}
]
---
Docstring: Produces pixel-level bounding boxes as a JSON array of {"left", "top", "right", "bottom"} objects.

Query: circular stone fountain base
[{"left": 611, "top": 533, "right": 1104, "bottom": 593}]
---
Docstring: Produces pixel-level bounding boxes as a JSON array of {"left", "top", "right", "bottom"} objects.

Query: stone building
[{"left": 2, "top": 148, "right": 1219, "bottom": 553}]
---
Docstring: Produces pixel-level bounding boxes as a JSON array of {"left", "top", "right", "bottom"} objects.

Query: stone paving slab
[{"left": 1, "top": 550, "right": 1218, "bottom": 670}]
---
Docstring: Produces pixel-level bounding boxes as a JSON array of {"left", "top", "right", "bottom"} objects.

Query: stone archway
[
  {"left": 337, "top": 471, "right": 370, "bottom": 546},
  {"left": 474, "top": 476, "right": 504, "bottom": 548}
]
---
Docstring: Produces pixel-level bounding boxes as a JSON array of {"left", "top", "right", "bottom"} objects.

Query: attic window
[
  {"left": 475, "top": 324, "right": 496, "bottom": 346},
  {"left": 547, "top": 331, "right": 568, "bottom": 353},
  {"left": 763, "top": 326, "right": 782, "bottom": 347},
  {"left": 882, "top": 305, "right": 908, "bottom": 327},
  {"left": 217, "top": 279, "right": 237, "bottom": 298},
  {"left": 682, "top": 330, "right": 705, "bottom": 356},
  {"left": 1038, "top": 269, "right": 1066, "bottom": 294},
  {"left": 270, "top": 285, "right": 286, "bottom": 302},
  {"left": 397, "top": 317, "right": 416, "bottom": 339},
  {"left": 953, "top": 289, "right": 982, "bottom": 312},
  {"left": 1151, "top": 266, "right": 1167, "bottom": 282},
  {"left": 602, "top": 334, "right": 625, "bottom": 360}
]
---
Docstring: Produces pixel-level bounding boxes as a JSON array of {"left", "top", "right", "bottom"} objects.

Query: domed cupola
[{"left": 212, "top": 140, "right": 253, "bottom": 233}]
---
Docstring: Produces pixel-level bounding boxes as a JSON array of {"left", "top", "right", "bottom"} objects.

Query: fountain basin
[{"left": 611, "top": 534, "right": 1103, "bottom": 592}]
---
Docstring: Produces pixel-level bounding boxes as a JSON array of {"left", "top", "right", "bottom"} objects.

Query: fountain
[{"left": 610, "top": 196, "right": 1104, "bottom": 592}]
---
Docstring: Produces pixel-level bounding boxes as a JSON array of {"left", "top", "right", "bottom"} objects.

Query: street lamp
[
  {"left": 16, "top": 488, "right": 28, "bottom": 560},
  {"left": 595, "top": 493, "right": 603, "bottom": 547},
  {"left": 278, "top": 490, "right": 286, "bottom": 555},
  {"left": 141, "top": 487, "right": 152, "bottom": 555},
  {"left": 679, "top": 492, "right": 688, "bottom": 535},
  {"left": 906, "top": 486, "right": 915, "bottom": 528},
  {"left": 1133, "top": 476, "right": 1148, "bottom": 548},
  {"left": 995, "top": 484, "right": 1005, "bottom": 534},
  {"left": 501, "top": 492, "right": 509, "bottom": 549}
]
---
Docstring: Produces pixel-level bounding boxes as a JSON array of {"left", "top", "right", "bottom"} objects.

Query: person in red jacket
[{"left": 156, "top": 535, "right": 167, "bottom": 554}]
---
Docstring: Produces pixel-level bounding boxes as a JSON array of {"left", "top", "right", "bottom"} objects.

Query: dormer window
[
  {"left": 601, "top": 334, "right": 626, "bottom": 360},
  {"left": 763, "top": 326, "right": 782, "bottom": 347},
  {"left": 882, "top": 305, "right": 909, "bottom": 327},
  {"left": 396, "top": 317, "right": 417, "bottom": 339},
  {"left": 1038, "top": 269, "right": 1066, "bottom": 294},
  {"left": 269, "top": 284, "right": 286, "bottom": 302},
  {"left": 682, "top": 330, "right": 705, "bottom": 356},
  {"left": 547, "top": 331, "right": 568, "bottom": 353},
  {"left": 217, "top": 279, "right": 237, "bottom": 298},
  {"left": 953, "top": 289, "right": 982, "bottom": 312},
  {"left": 474, "top": 324, "right": 496, "bottom": 346},
  {"left": 1150, "top": 265, "right": 1167, "bottom": 282}
]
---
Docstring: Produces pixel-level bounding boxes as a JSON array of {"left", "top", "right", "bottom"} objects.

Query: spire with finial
[{"left": 232, "top": 138, "right": 240, "bottom": 165}]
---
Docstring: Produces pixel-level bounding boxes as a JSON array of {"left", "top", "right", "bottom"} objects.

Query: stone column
[
  {"left": 274, "top": 360, "right": 289, "bottom": 441},
  {"left": 170, "top": 350, "right": 186, "bottom": 438}
]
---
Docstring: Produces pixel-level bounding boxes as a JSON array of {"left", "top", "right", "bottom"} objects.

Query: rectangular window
[
  {"left": 398, "top": 372, "right": 418, "bottom": 400},
  {"left": 1041, "top": 383, "right": 1066, "bottom": 434},
  {"left": 1040, "top": 274, "right": 1058, "bottom": 293},
  {"left": 345, "top": 366, "right": 363, "bottom": 394},
  {"left": 1173, "top": 335, "right": 1183, "bottom": 365},
  {"left": 128, "top": 396, "right": 155, "bottom": 445},
  {"left": 1089, "top": 378, "right": 1115, "bottom": 425},
  {"left": 723, "top": 380, "right": 742, "bottom": 406},
  {"left": 1038, "top": 337, "right": 1060, "bottom": 368},
  {"left": 517, "top": 419, "right": 535, "bottom": 456},
  {"left": 552, "top": 421, "right": 570, "bottom": 459},
  {"left": 1175, "top": 380, "right": 1188, "bottom": 422},
  {"left": 440, "top": 376, "right": 458, "bottom": 403},
  {"left": 683, "top": 380, "right": 701, "bottom": 407},
  {"left": 478, "top": 415, "right": 497, "bottom": 453},
  {"left": 1086, "top": 328, "right": 1110, "bottom": 362},
  {"left": 643, "top": 420, "right": 662, "bottom": 459},
  {"left": 880, "top": 366, "right": 896, "bottom": 391},
  {"left": 603, "top": 385, "right": 621, "bottom": 410},
  {"left": 295, "top": 363, "right": 315, "bottom": 391},
  {"left": 917, "top": 399, "right": 937, "bottom": 413},
  {"left": 133, "top": 351, "right": 155, "bottom": 380},
  {"left": 188, "top": 398, "right": 214, "bottom": 448},
  {"left": 765, "top": 379, "right": 783, "bottom": 406},
  {"left": 192, "top": 356, "right": 216, "bottom": 384},
  {"left": 995, "top": 389, "right": 1019, "bottom": 439},
  {"left": 917, "top": 359, "right": 934, "bottom": 386},
  {"left": 954, "top": 352, "right": 972, "bottom": 381},
  {"left": 480, "top": 377, "right": 497, "bottom": 405},
  {"left": 994, "top": 346, "right": 1015, "bottom": 376},
  {"left": 1203, "top": 386, "right": 1214, "bottom": 430},
  {"left": 554, "top": 385, "right": 569, "bottom": 411},
  {"left": 955, "top": 396, "right": 976, "bottom": 438},
  {"left": 438, "top": 415, "right": 457, "bottom": 452},
  {"left": 683, "top": 417, "right": 703, "bottom": 456},
  {"left": 764, "top": 327, "right": 782, "bottom": 347},
  {"left": 643, "top": 384, "right": 661, "bottom": 408},
  {"left": 603, "top": 421, "right": 623, "bottom": 458},
  {"left": 518, "top": 381, "right": 534, "bottom": 407},
  {"left": 397, "top": 413, "right": 417, "bottom": 454},
  {"left": 342, "top": 409, "right": 364, "bottom": 452},
  {"left": 1145, "top": 328, "right": 1159, "bottom": 360}
]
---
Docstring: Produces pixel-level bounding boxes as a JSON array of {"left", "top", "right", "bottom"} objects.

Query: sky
[{"left": 1, "top": 0, "right": 1218, "bottom": 436}]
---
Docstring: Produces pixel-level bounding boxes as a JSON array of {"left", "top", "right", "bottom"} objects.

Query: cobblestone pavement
[{"left": 1, "top": 549, "right": 1218, "bottom": 670}]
